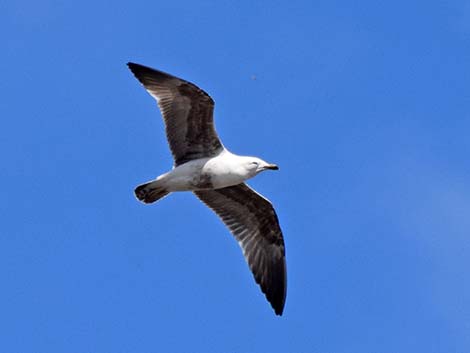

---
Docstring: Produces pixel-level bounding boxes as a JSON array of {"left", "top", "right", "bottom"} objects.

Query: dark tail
[{"left": 134, "top": 181, "right": 170, "bottom": 204}]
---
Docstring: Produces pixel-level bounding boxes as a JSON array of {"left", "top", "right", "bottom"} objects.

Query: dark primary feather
[
  {"left": 194, "top": 183, "right": 287, "bottom": 315},
  {"left": 127, "top": 62, "right": 224, "bottom": 166}
]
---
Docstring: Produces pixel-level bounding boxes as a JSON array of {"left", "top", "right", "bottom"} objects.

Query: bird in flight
[{"left": 127, "top": 62, "right": 287, "bottom": 315}]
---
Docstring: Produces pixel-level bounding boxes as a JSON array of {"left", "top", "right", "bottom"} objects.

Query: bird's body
[
  {"left": 142, "top": 150, "right": 278, "bottom": 193},
  {"left": 128, "top": 62, "right": 287, "bottom": 315}
]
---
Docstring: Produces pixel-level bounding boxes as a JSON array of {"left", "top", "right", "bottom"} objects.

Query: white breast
[{"left": 201, "top": 151, "right": 251, "bottom": 188}]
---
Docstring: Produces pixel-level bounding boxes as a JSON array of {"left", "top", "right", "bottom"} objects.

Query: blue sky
[{"left": 2, "top": 0, "right": 470, "bottom": 352}]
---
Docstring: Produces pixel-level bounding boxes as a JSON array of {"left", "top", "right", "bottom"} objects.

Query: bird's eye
[{"left": 251, "top": 161, "right": 259, "bottom": 165}]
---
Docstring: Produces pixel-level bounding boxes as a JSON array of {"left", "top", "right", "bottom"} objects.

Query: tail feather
[{"left": 135, "top": 181, "right": 170, "bottom": 204}]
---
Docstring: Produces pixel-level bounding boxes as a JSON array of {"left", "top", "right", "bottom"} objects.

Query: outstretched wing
[
  {"left": 194, "top": 183, "right": 287, "bottom": 315},
  {"left": 128, "top": 62, "right": 224, "bottom": 166}
]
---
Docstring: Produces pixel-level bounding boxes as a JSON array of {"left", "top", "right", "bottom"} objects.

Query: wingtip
[
  {"left": 126, "top": 62, "right": 178, "bottom": 85},
  {"left": 262, "top": 283, "right": 286, "bottom": 316},
  {"left": 127, "top": 61, "right": 153, "bottom": 72},
  {"left": 126, "top": 62, "right": 158, "bottom": 86},
  {"left": 272, "top": 297, "right": 286, "bottom": 316},
  {"left": 274, "top": 306, "right": 284, "bottom": 316},
  {"left": 126, "top": 62, "right": 139, "bottom": 76},
  {"left": 127, "top": 62, "right": 144, "bottom": 74},
  {"left": 268, "top": 265, "right": 287, "bottom": 316}
]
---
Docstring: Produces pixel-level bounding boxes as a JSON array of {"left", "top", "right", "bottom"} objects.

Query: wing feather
[
  {"left": 127, "top": 62, "right": 224, "bottom": 166},
  {"left": 194, "top": 183, "right": 287, "bottom": 315}
]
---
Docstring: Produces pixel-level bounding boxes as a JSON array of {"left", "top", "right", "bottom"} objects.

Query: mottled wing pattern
[
  {"left": 127, "top": 62, "right": 224, "bottom": 166},
  {"left": 194, "top": 183, "right": 287, "bottom": 315}
]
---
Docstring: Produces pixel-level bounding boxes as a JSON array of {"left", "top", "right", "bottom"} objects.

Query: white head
[{"left": 242, "top": 156, "right": 279, "bottom": 178}]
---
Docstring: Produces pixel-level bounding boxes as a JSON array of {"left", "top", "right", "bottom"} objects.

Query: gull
[{"left": 127, "top": 62, "right": 287, "bottom": 315}]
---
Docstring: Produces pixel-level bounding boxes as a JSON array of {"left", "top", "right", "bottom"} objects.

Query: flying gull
[{"left": 127, "top": 62, "right": 287, "bottom": 315}]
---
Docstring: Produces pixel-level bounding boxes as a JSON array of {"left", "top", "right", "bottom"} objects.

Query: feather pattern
[
  {"left": 194, "top": 183, "right": 287, "bottom": 315},
  {"left": 127, "top": 62, "right": 223, "bottom": 166}
]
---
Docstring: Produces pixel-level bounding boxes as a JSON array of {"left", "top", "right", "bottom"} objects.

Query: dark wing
[
  {"left": 127, "top": 62, "right": 224, "bottom": 166},
  {"left": 194, "top": 183, "right": 287, "bottom": 315}
]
